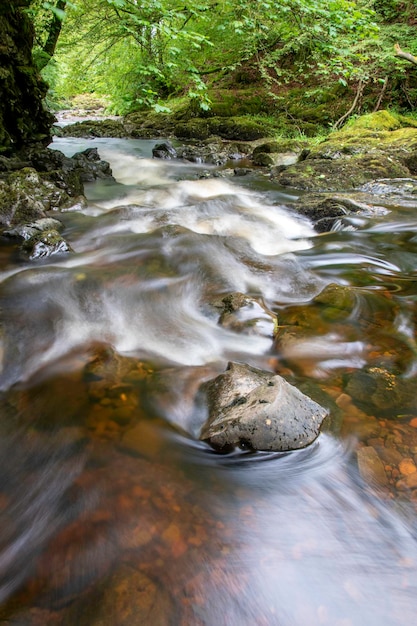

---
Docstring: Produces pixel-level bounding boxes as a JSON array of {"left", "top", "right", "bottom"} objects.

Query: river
[{"left": 0, "top": 136, "right": 417, "bottom": 624}]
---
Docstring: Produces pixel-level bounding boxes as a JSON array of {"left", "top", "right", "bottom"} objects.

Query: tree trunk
[
  {"left": 40, "top": 0, "right": 67, "bottom": 69},
  {"left": 0, "top": 0, "right": 54, "bottom": 153}
]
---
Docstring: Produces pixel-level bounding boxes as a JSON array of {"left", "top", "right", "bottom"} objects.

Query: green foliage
[{"left": 31, "top": 0, "right": 417, "bottom": 116}]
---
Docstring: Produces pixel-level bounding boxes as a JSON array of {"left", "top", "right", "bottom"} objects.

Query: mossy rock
[
  {"left": 60, "top": 119, "right": 127, "bottom": 138},
  {"left": 216, "top": 292, "right": 278, "bottom": 338},
  {"left": 308, "top": 126, "right": 417, "bottom": 165},
  {"left": 174, "top": 119, "right": 211, "bottom": 140},
  {"left": 292, "top": 191, "right": 387, "bottom": 231},
  {"left": 21, "top": 228, "right": 73, "bottom": 259},
  {"left": 174, "top": 116, "right": 271, "bottom": 141},
  {"left": 253, "top": 151, "right": 299, "bottom": 167},
  {"left": 313, "top": 283, "right": 358, "bottom": 320},
  {"left": 309, "top": 128, "right": 390, "bottom": 159},
  {"left": 0, "top": 168, "right": 51, "bottom": 226},
  {"left": 344, "top": 110, "right": 402, "bottom": 132},
  {"left": 203, "top": 88, "right": 273, "bottom": 117},
  {"left": 272, "top": 153, "right": 410, "bottom": 192},
  {"left": 396, "top": 114, "right": 417, "bottom": 129}
]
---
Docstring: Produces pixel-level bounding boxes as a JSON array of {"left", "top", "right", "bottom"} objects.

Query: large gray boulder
[{"left": 200, "top": 362, "right": 328, "bottom": 451}]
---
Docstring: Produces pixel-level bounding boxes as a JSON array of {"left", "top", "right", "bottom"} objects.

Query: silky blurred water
[{"left": 0, "top": 136, "right": 417, "bottom": 625}]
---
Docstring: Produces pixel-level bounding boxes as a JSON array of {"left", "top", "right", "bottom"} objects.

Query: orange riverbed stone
[{"left": 399, "top": 458, "right": 417, "bottom": 476}]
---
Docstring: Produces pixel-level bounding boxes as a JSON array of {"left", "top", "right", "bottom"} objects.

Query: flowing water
[{"left": 1, "top": 136, "right": 417, "bottom": 624}]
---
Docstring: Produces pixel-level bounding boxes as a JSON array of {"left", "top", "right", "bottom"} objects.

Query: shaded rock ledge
[{"left": 0, "top": 146, "right": 114, "bottom": 258}]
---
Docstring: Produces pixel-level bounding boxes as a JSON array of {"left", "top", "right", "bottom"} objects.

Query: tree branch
[
  {"left": 394, "top": 43, "right": 417, "bottom": 67},
  {"left": 334, "top": 79, "right": 365, "bottom": 130},
  {"left": 373, "top": 75, "right": 389, "bottom": 112}
]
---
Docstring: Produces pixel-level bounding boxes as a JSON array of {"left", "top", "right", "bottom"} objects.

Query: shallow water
[{"left": 1, "top": 137, "right": 417, "bottom": 624}]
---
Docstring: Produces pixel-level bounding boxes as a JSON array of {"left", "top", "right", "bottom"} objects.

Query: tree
[
  {"left": 31, "top": 0, "right": 68, "bottom": 70},
  {"left": 0, "top": 0, "right": 54, "bottom": 152},
  {"left": 46, "top": 0, "right": 379, "bottom": 113}
]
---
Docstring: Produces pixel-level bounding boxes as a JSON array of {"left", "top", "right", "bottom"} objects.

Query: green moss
[
  {"left": 206, "top": 89, "right": 273, "bottom": 117},
  {"left": 343, "top": 110, "right": 402, "bottom": 132},
  {"left": 396, "top": 114, "right": 417, "bottom": 129},
  {"left": 172, "top": 115, "right": 276, "bottom": 140},
  {"left": 174, "top": 119, "right": 211, "bottom": 139},
  {"left": 207, "top": 116, "right": 271, "bottom": 140},
  {"left": 309, "top": 120, "right": 417, "bottom": 165},
  {"left": 287, "top": 103, "right": 334, "bottom": 124},
  {"left": 273, "top": 153, "right": 410, "bottom": 192},
  {"left": 60, "top": 119, "right": 127, "bottom": 138}
]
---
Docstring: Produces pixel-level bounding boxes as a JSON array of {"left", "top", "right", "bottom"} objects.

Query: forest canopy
[{"left": 28, "top": 1, "right": 417, "bottom": 115}]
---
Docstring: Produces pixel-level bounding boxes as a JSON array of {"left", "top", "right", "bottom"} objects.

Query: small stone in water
[
  {"left": 357, "top": 446, "right": 388, "bottom": 489},
  {"left": 399, "top": 458, "right": 417, "bottom": 476},
  {"left": 199, "top": 362, "right": 328, "bottom": 452}
]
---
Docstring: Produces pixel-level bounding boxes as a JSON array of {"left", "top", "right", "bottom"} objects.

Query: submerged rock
[
  {"left": 68, "top": 565, "right": 174, "bottom": 626},
  {"left": 216, "top": 292, "right": 278, "bottom": 338},
  {"left": 200, "top": 362, "right": 328, "bottom": 451},
  {"left": 345, "top": 366, "right": 416, "bottom": 416},
  {"left": 357, "top": 446, "right": 388, "bottom": 491}
]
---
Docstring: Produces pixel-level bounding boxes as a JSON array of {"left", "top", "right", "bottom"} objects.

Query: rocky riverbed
[{"left": 2, "top": 110, "right": 417, "bottom": 623}]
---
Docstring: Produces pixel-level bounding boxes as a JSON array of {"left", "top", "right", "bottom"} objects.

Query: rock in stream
[{"left": 200, "top": 362, "right": 328, "bottom": 451}]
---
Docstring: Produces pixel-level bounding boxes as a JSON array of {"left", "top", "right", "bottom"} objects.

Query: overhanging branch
[{"left": 394, "top": 43, "right": 417, "bottom": 67}]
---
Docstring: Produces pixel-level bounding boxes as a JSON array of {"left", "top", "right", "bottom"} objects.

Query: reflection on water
[{"left": 0, "top": 137, "right": 417, "bottom": 624}]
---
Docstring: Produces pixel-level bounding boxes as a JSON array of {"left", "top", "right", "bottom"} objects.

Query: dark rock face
[
  {"left": 0, "top": 147, "right": 114, "bottom": 226},
  {"left": 27, "top": 146, "right": 114, "bottom": 193},
  {"left": 0, "top": 2, "right": 54, "bottom": 152},
  {"left": 152, "top": 141, "right": 177, "bottom": 159},
  {"left": 71, "top": 147, "right": 114, "bottom": 182},
  {"left": 200, "top": 362, "right": 328, "bottom": 451},
  {"left": 0, "top": 146, "right": 113, "bottom": 258}
]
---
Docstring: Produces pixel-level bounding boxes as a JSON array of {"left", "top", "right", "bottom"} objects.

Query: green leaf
[{"left": 42, "top": 2, "right": 66, "bottom": 20}]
